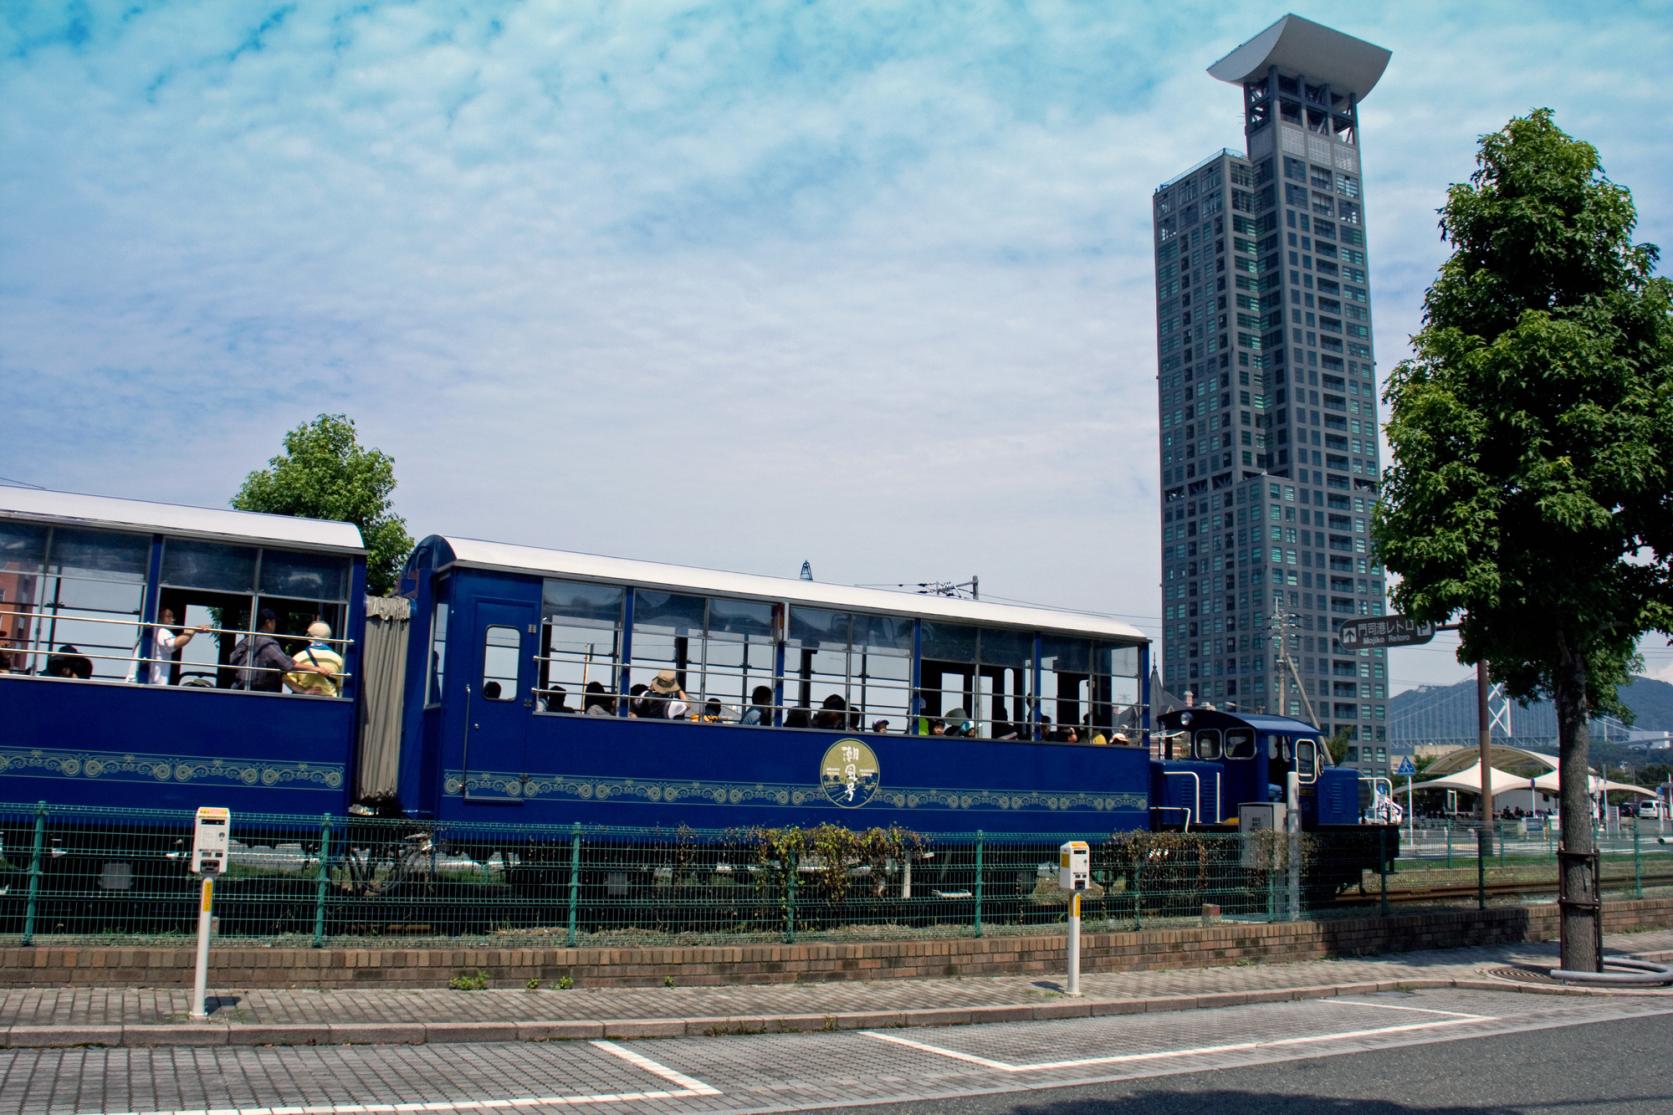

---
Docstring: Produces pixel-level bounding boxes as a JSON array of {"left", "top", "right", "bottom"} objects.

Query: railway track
[{"left": 1335, "top": 872, "right": 1673, "bottom": 907}]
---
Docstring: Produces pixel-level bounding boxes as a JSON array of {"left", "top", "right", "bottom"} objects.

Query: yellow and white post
[
  {"left": 1058, "top": 841, "right": 1090, "bottom": 997},
  {"left": 188, "top": 807, "right": 230, "bottom": 1021}
]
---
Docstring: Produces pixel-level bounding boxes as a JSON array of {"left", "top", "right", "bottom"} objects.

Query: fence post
[
  {"left": 1378, "top": 824, "right": 1390, "bottom": 918},
  {"left": 1131, "top": 857, "right": 1143, "bottom": 931},
  {"left": 566, "top": 823, "right": 582, "bottom": 948},
  {"left": 1476, "top": 823, "right": 1487, "bottom": 911},
  {"left": 21, "top": 801, "right": 46, "bottom": 947},
  {"left": 311, "top": 813, "right": 332, "bottom": 948},
  {"left": 1633, "top": 821, "right": 1642, "bottom": 900},
  {"left": 973, "top": 831, "right": 984, "bottom": 938},
  {"left": 1445, "top": 821, "right": 1453, "bottom": 869},
  {"left": 1498, "top": 821, "right": 1505, "bottom": 869},
  {"left": 784, "top": 850, "right": 798, "bottom": 944}
]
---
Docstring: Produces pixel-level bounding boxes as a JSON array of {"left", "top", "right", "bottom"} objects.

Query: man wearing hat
[{"left": 640, "top": 669, "right": 690, "bottom": 720}]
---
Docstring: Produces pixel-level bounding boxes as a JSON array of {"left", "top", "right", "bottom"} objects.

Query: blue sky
[{"left": 4, "top": 1, "right": 1672, "bottom": 695}]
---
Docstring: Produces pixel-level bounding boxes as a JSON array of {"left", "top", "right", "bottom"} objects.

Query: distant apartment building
[{"left": 1152, "top": 15, "right": 1392, "bottom": 765}]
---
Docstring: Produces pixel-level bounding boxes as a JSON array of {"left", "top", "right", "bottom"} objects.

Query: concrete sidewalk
[{"left": 3, "top": 929, "right": 1670, "bottom": 1049}]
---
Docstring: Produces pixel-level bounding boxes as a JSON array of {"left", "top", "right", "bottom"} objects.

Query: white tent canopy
[
  {"left": 1531, "top": 770, "right": 1656, "bottom": 799},
  {"left": 1413, "top": 762, "right": 1534, "bottom": 798}
]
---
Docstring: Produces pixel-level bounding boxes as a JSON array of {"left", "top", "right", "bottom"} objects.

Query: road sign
[
  {"left": 1395, "top": 757, "right": 1416, "bottom": 776},
  {"left": 1338, "top": 614, "right": 1436, "bottom": 649}
]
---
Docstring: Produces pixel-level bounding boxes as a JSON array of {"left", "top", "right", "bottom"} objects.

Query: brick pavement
[{"left": 1, "top": 928, "right": 1668, "bottom": 1049}]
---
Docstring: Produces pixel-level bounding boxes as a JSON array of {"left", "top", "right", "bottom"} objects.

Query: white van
[{"left": 1639, "top": 799, "right": 1666, "bottom": 820}]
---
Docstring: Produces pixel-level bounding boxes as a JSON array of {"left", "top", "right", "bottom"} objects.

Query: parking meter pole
[
  {"left": 190, "top": 875, "right": 214, "bottom": 1020},
  {"left": 1066, "top": 891, "right": 1081, "bottom": 997}
]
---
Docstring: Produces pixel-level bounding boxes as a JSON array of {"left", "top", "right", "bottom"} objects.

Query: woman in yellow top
[{"left": 286, "top": 621, "right": 345, "bottom": 696}]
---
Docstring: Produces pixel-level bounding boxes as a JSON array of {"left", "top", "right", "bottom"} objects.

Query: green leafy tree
[
  {"left": 234, "top": 414, "right": 414, "bottom": 596},
  {"left": 1324, "top": 726, "right": 1353, "bottom": 766},
  {"left": 1374, "top": 111, "right": 1673, "bottom": 971}
]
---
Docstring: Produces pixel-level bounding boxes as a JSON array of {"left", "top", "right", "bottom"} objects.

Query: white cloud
[{"left": 3, "top": 2, "right": 1670, "bottom": 693}]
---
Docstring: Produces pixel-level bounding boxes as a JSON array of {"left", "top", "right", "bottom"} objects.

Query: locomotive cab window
[
  {"left": 1194, "top": 729, "right": 1221, "bottom": 760},
  {"left": 1295, "top": 738, "right": 1320, "bottom": 783},
  {"left": 1224, "top": 729, "right": 1255, "bottom": 759}
]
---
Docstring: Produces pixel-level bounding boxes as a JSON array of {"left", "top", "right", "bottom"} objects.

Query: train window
[
  {"left": 1040, "top": 637, "right": 1090, "bottom": 741},
  {"left": 481, "top": 625, "right": 520, "bottom": 700},
  {"left": 259, "top": 550, "right": 351, "bottom": 600},
  {"left": 1195, "top": 729, "right": 1222, "bottom": 760},
  {"left": 1224, "top": 729, "right": 1255, "bottom": 759},
  {"left": 427, "top": 596, "right": 449, "bottom": 706},
  {"left": 161, "top": 539, "right": 257, "bottom": 593},
  {"left": 2, "top": 524, "right": 147, "bottom": 679},
  {"left": 1295, "top": 738, "right": 1319, "bottom": 783},
  {"left": 697, "top": 597, "right": 778, "bottom": 723},
  {"left": 977, "top": 627, "right": 1032, "bottom": 740},
  {"left": 537, "top": 579, "right": 623, "bottom": 715},
  {"left": 785, "top": 607, "right": 911, "bottom": 730},
  {"left": 628, "top": 588, "right": 707, "bottom": 706},
  {"left": 161, "top": 540, "right": 349, "bottom": 693},
  {"left": 785, "top": 607, "right": 855, "bottom": 726},
  {"left": 1092, "top": 641, "right": 1139, "bottom": 740},
  {"left": 852, "top": 612, "right": 912, "bottom": 733}
]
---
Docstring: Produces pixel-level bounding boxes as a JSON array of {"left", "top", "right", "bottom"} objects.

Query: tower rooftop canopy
[{"left": 1207, "top": 13, "right": 1391, "bottom": 101}]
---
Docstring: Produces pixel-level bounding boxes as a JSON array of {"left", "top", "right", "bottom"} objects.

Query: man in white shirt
[{"left": 131, "top": 606, "right": 208, "bottom": 685}]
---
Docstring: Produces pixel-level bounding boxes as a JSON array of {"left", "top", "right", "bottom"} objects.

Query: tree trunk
[{"left": 1553, "top": 633, "right": 1599, "bottom": 972}]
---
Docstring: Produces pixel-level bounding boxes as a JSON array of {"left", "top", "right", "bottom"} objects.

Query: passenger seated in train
[
  {"left": 812, "top": 693, "right": 847, "bottom": 730},
  {"left": 990, "top": 702, "right": 1018, "bottom": 741},
  {"left": 286, "top": 621, "right": 344, "bottom": 697},
  {"left": 47, "top": 645, "right": 94, "bottom": 680},
  {"left": 942, "top": 708, "right": 975, "bottom": 738},
  {"left": 871, "top": 719, "right": 890, "bottom": 734},
  {"left": 482, "top": 681, "right": 503, "bottom": 699},
  {"left": 700, "top": 697, "right": 723, "bottom": 723},
  {"left": 582, "top": 681, "right": 615, "bottom": 716},
  {"left": 637, "top": 670, "right": 689, "bottom": 720},
  {"left": 228, "top": 609, "right": 295, "bottom": 693},
  {"left": 130, "top": 606, "right": 210, "bottom": 686},
  {"left": 543, "top": 686, "right": 572, "bottom": 713},
  {"left": 783, "top": 708, "right": 811, "bottom": 729},
  {"left": 739, "top": 685, "right": 773, "bottom": 725}
]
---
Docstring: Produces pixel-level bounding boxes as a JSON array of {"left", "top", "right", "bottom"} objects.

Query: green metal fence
[{"left": 1, "top": 802, "right": 1668, "bottom": 947}]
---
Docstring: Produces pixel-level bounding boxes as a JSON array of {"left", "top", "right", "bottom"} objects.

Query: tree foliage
[
  {"left": 233, "top": 414, "right": 414, "bottom": 596},
  {"left": 1374, "top": 110, "right": 1673, "bottom": 968}
]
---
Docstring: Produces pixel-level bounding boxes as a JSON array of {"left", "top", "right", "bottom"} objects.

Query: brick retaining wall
[{"left": 4, "top": 899, "right": 1669, "bottom": 989}]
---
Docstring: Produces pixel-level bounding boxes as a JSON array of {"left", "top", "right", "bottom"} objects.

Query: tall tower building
[{"left": 1152, "top": 15, "right": 1392, "bottom": 765}]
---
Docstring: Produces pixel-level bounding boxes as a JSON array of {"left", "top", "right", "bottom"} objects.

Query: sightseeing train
[{"left": 0, "top": 487, "right": 1392, "bottom": 887}]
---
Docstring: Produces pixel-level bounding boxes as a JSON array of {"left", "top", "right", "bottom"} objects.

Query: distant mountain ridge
[{"left": 1390, "top": 674, "right": 1673, "bottom": 745}]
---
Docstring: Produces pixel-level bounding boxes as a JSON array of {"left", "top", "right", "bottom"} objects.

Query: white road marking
[
  {"left": 590, "top": 1039, "right": 722, "bottom": 1095},
  {"left": 861, "top": 1013, "right": 1499, "bottom": 1073},
  {"left": 1333, "top": 998, "right": 1492, "bottom": 1019},
  {"left": 75, "top": 1040, "right": 719, "bottom": 1115}
]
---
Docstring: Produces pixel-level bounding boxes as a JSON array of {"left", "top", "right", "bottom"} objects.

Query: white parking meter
[
  {"left": 1058, "top": 841, "right": 1090, "bottom": 996},
  {"left": 191, "top": 807, "right": 230, "bottom": 876},
  {"left": 1058, "top": 841, "right": 1090, "bottom": 891},
  {"left": 189, "top": 807, "right": 229, "bottom": 1020}
]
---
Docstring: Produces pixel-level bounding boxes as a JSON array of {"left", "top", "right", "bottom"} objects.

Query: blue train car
[
  {"left": 395, "top": 535, "right": 1155, "bottom": 835},
  {"left": 0, "top": 487, "right": 367, "bottom": 818}
]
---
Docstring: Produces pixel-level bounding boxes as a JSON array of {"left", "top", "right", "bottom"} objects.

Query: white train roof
[
  {"left": 423, "top": 535, "right": 1147, "bottom": 643},
  {"left": 0, "top": 486, "right": 365, "bottom": 553}
]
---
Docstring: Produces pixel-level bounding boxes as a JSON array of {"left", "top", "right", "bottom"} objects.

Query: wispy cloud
[{"left": 3, "top": 1, "right": 1670, "bottom": 689}]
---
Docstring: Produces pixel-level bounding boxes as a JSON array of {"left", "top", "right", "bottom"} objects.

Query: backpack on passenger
[{"left": 229, "top": 637, "right": 283, "bottom": 692}]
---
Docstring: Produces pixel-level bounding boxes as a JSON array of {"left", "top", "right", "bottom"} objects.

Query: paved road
[{"left": 3, "top": 987, "right": 1670, "bottom": 1114}]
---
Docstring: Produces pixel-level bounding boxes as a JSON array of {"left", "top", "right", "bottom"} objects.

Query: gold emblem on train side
[{"left": 819, "top": 739, "right": 880, "bottom": 808}]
